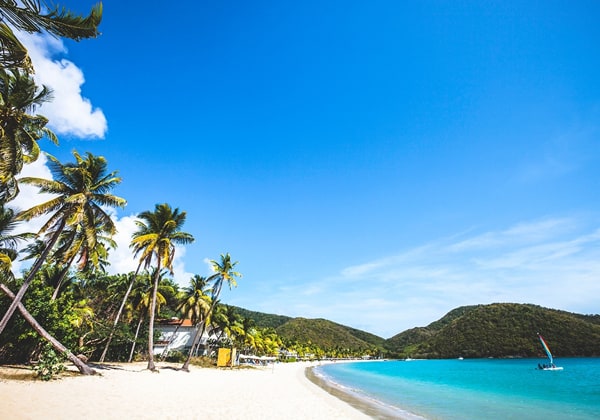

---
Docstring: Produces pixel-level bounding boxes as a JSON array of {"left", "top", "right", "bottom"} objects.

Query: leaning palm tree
[
  {"left": 0, "top": 204, "right": 94, "bottom": 374},
  {"left": 130, "top": 203, "right": 194, "bottom": 371},
  {"left": 0, "top": 150, "right": 125, "bottom": 336},
  {"left": 160, "top": 274, "right": 211, "bottom": 360},
  {"left": 181, "top": 253, "right": 241, "bottom": 371},
  {"left": 0, "top": 67, "right": 57, "bottom": 203},
  {"left": 0, "top": 1, "right": 103, "bottom": 71}
]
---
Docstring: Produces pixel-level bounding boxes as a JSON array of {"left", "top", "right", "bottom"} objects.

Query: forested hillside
[{"left": 385, "top": 303, "right": 600, "bottom": 359}]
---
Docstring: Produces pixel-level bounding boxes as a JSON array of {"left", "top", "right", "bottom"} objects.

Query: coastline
[
  {"left": 0, "top": 361, "right": 370, "bottom": 419},
  {"left": 306, "top": 362, "right": 425, "bottom": 420}
]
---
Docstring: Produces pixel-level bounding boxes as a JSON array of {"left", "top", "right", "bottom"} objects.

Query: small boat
[{"left": 537, "top": 333, "right": 563, "bottom": 371}]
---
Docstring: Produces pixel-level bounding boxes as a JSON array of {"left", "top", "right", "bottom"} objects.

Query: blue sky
[{"left": 11, "top": 1, "right": 600, "bottom": 337}]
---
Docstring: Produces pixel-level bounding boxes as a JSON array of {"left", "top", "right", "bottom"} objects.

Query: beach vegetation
[{"left": 32, "top": 342, "right": 65, "bottom": 381}]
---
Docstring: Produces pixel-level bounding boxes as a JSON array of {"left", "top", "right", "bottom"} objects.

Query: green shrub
[{"left": 33, "top": 344, "right": 66, "bottom": 381}]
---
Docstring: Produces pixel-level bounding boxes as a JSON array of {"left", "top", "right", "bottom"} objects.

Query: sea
[{"left": 312, "top": 358, "right": 600, "bottom": 419}]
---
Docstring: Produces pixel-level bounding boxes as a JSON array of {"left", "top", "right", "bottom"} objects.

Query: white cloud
[{"left": 18, "top": 32, "right": 107, "bottom": 139}]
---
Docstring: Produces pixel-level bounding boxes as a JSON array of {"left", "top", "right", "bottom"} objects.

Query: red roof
[{"left": 157, "top": 318, "right": 194, "bottom": 327}]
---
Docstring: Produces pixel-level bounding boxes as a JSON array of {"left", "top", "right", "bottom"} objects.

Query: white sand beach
[{"left": 0, "top": 361, "right": 371, "bottom": 420}]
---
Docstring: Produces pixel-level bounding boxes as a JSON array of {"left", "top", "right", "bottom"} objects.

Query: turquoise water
[{"left": 315, "top": 358, "right": 600, "bottom": 419}]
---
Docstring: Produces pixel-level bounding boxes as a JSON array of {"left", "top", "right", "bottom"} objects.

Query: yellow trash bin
[{"left": 217, "top": 348, "right": 232, "bottom": 367}]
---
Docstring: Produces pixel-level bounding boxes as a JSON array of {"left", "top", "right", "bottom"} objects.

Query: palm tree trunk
[
  {"left": 180, "top": 319, "right": 203, "bottom": 371},
  {"left": 99, "top": 268, "right": 140, "bottom": 362},
  {"left": 159, "top": 318, "right": 184, "bottom": 361},
  {"left": 0, "top": 283, "right": 95, "bottom": 375},
  {"left": 146, "top": 262, "right": 161, "bottom": 371},
  {"left": 50, "top": 253, "right": 77, "bottom": 301},
  {"left": 0, "top": 220, "right": 65, "bottom": 336},
  {"left": 128, "top": 316, "right": 144, "bottom": 363},
  {"left": 181, "top": 281, "right": 223, "bottom": 371}
]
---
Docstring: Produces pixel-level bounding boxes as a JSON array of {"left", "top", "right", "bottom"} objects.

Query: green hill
[
  {"left": 385, "top": 303, "right": 600, "bottom": 359},
  {"left": 232, "top": 306, "right": 292, "bottom": 329},
  {"left": 275, "top": 317, "right": 386, "bottom": 353},
  {"left": 233, "top": 307, "right": 386, "bottom": 354}
]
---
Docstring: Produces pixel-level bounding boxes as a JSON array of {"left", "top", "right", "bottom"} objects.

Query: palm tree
[
  {"left": 180, "top": 253, "right": 241, "bottom": 371},
  {"left": 0, "top": 150, "right": 125, "bottom": 336},
  {"left": 0, "top": 282, "right": 95, "bottom": 374},
  {"left": 127, "top": 269, "right": 172, "bottom": 363},
  {"left": 0, "top": 204, "right": 32, "bottom": 278},
  {"left": 49, "top": 220, "right": 116, "bottom": 300},
  {"left": 0, "top": 205, "right": 96, "bottom": 374},
  {"left": 0, "top": 1, "right": 103, "bottom": 71},
  {"left": 99, "top": 271, "right": 139, "bottom": 362},
  {"left": 130, "top": 203, "right": 194, "bottom": 371},
  {"left": 210, "top": 304, "right": 241, "bottom": 346},
  {"left": 0, "top": 67, "right": 57, "bottom": 202},
  {"left": 160, "top": 275, "right": 211, "bottom": 360}
]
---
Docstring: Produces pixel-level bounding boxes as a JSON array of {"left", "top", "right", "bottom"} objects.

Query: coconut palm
[
  {"left": 0, "top": 1, "right": 102, "bottom": 71},
  {"left": 130, "top": 203, "right": 194, "bottom": 371},
  {"left": 127, "top": 269, "right": 172, "bottom": 363},
  {"left": 160, "top": 275, "right": 211, "bottom": 360},
  {"left": 210, "top": 304, "right": 241, "bottom": 346},
  {"left": 0, "top": 150, "right": 125, "bottom": 336},
  {"left": 0, "top": 204, "right": 32, "bottom": 278},
  {"left": 181, "top": 253, "right": 241, "bottom": 371},
  {"left": 49, "top": 221, "right": 115, "bottom": 300},
  {"left": 0, "top": 67, "right": 56, "bottom": 202},
  {"left": 0, "top": 282, "right": 95, "bottom": 374},
  {"left": 99, "top": 269, "right": 142, "bottom": 362}
]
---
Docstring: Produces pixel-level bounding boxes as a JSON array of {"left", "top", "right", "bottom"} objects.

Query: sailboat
[{"left": 537, "top": 333, "right": 564, "bottom": 371}]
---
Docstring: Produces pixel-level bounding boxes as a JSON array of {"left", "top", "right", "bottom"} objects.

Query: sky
[{"left": 8, "top": 1, "right": 600, "bottom": 338}]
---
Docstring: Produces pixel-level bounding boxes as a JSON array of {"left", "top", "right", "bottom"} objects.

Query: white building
[{"left": 153, "top": 319, "right": 218, "bottom": 356}]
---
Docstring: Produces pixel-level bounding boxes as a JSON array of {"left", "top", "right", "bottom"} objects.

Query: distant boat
[{"left": 537, "top": 333, "right": 564, "bottom": 371}]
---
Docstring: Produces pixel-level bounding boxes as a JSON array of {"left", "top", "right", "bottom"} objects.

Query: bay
[{"left": 314, "top": 358, "right": 600, "bottom": 419}]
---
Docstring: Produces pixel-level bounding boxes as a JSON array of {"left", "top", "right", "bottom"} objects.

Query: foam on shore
[{"left": 306, "top": 363, "right": 426, "bottom": 420}]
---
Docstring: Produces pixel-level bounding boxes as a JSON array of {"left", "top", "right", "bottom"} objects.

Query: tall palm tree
[
  {"left": 0, "top": 150, "right": 125, "bottom": 336},
  {"left": 0, "top": 67, "right": 56, "bottom": 202},
  {"left": 160, "top": 275, "right": 211, "bottom": 360},
  {"left": 181, "top": 253, "right": 241, "bottom": 371},
  {"left": 127, "top": 269, "right": 172, "bottom": 363},
  {"left": 99, "top": 270, "right": 139, "bottom": 362},
  {"left": 0, "top": 1, "right": 103, "bottom": 71},
  {"left": 130, "top": 203, "right": 194, "bottom": 371}
]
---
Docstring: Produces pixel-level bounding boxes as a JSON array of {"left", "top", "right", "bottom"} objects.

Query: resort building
[{"left": 153, "top": 318, "right": 218, "bottom": 356}]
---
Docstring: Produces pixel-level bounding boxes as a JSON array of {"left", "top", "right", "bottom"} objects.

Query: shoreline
[{"left": 306, "top": 362, "right": 425, "bottom": 420}]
